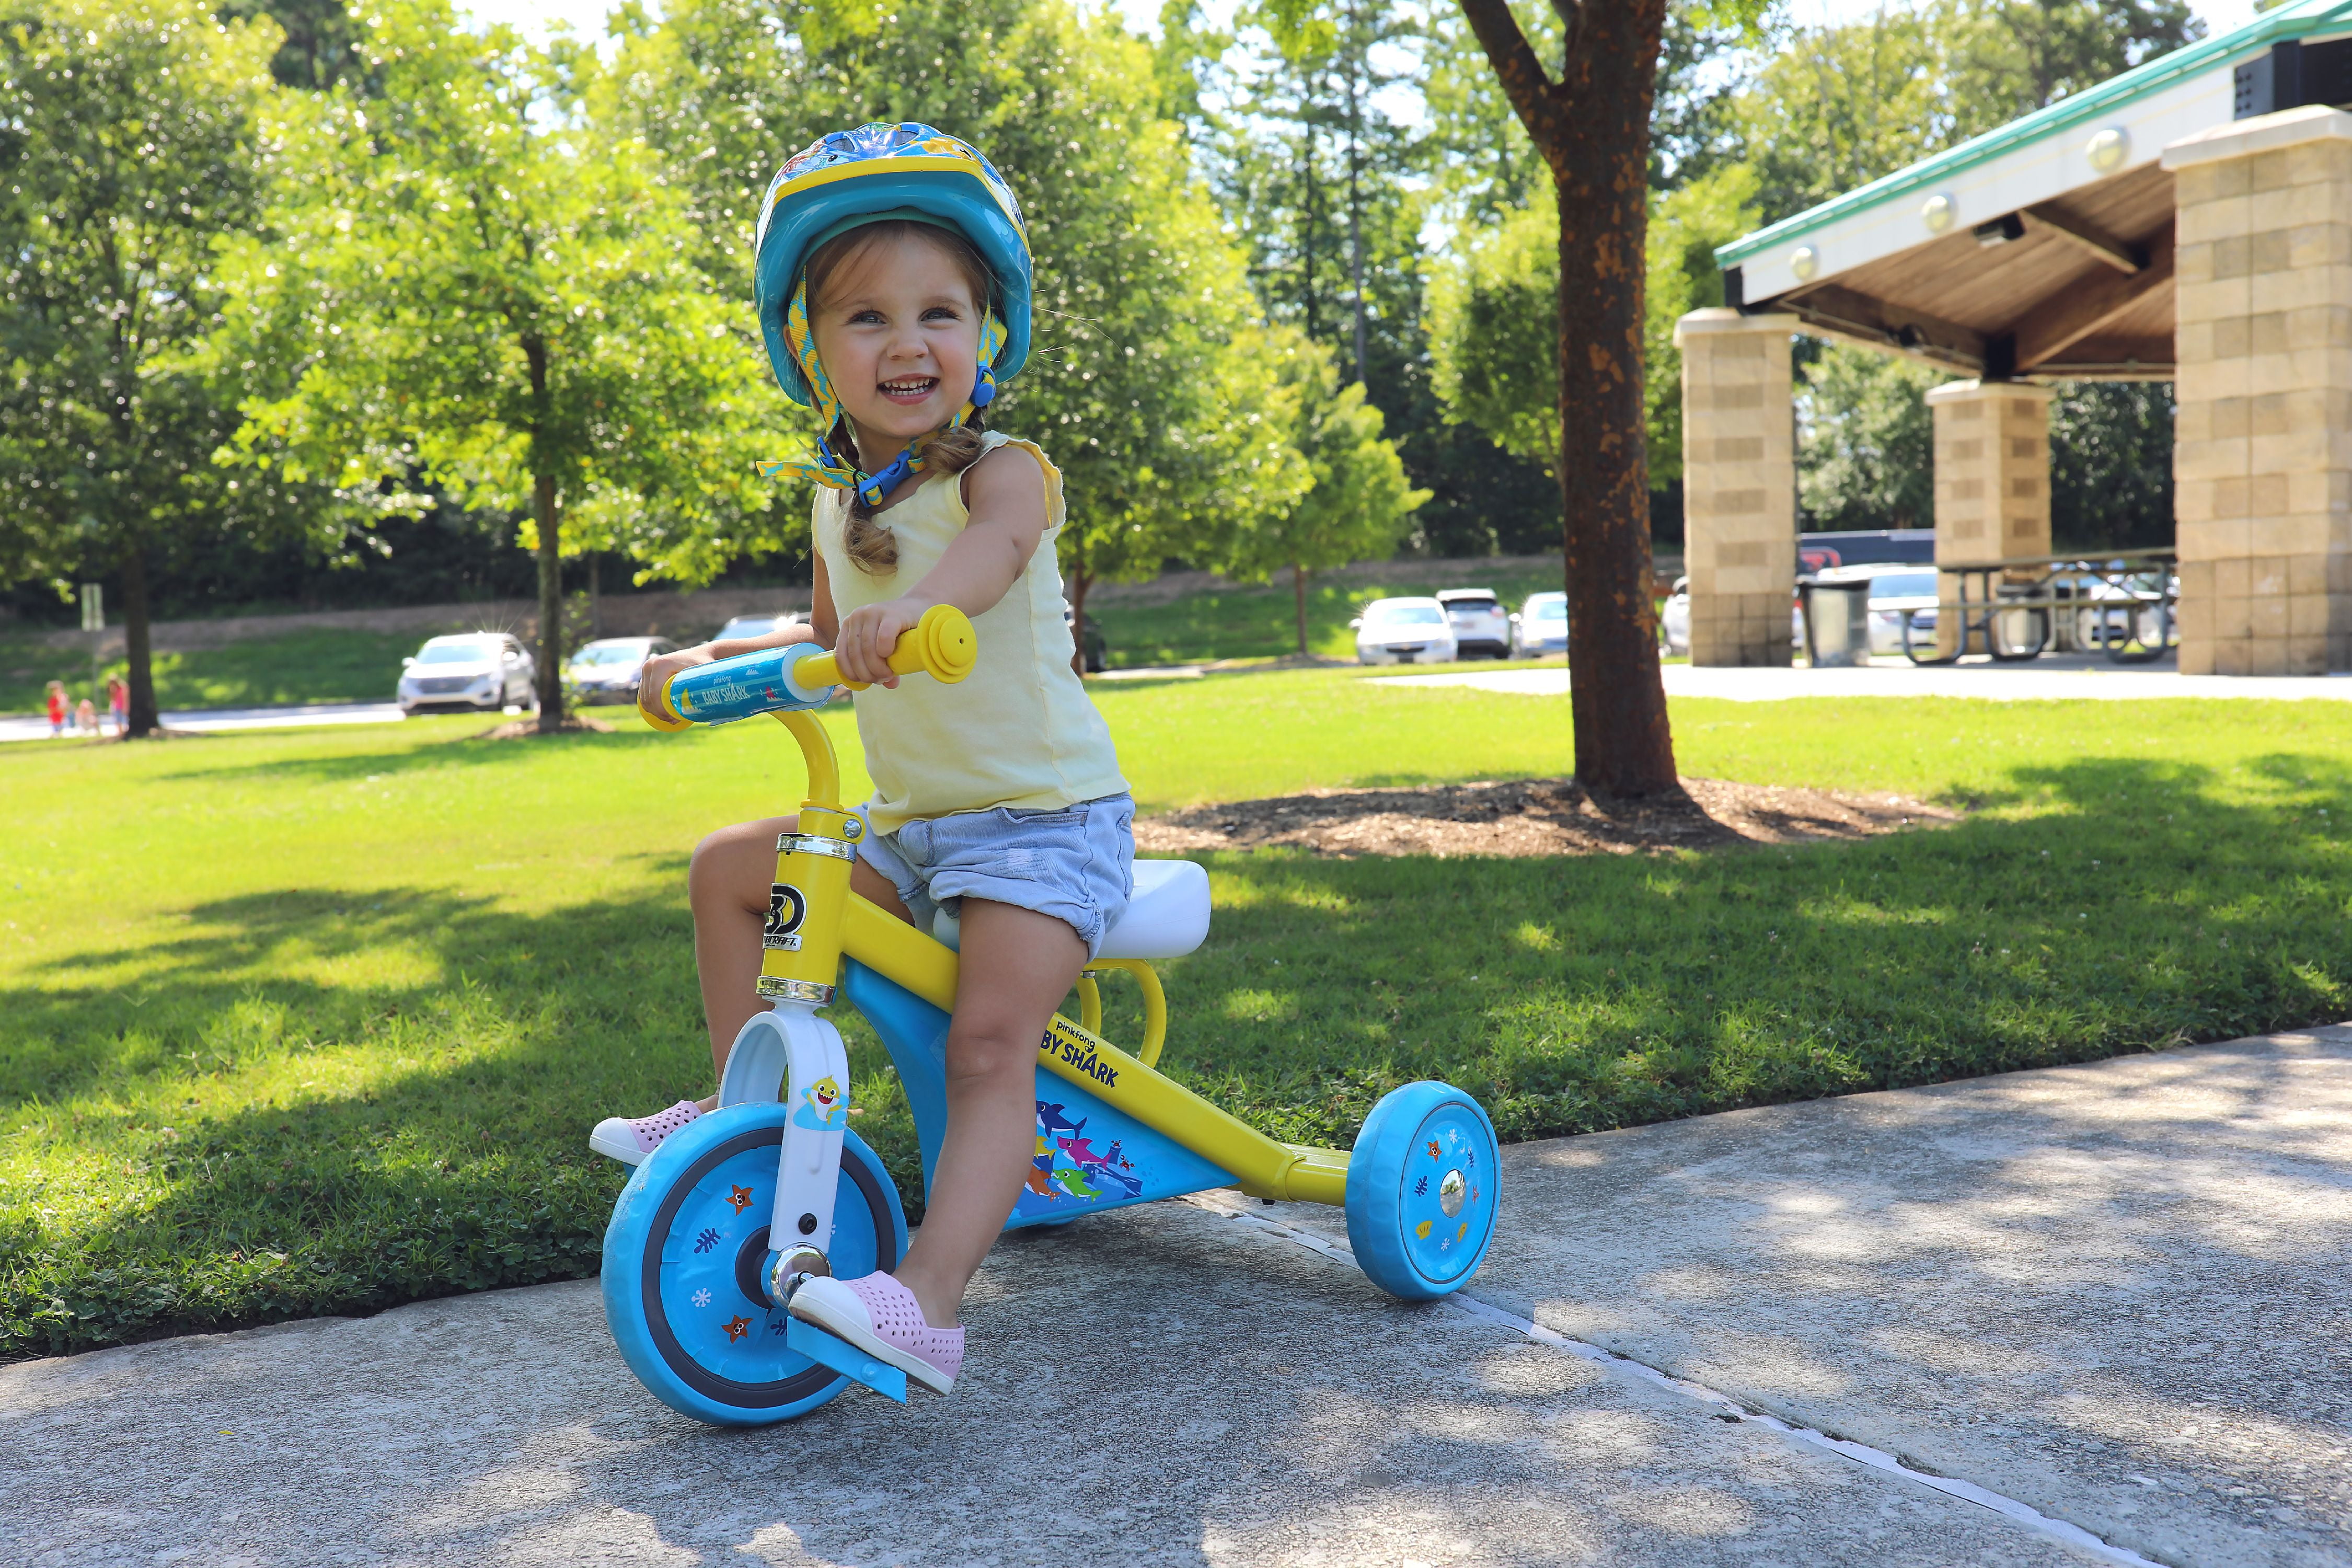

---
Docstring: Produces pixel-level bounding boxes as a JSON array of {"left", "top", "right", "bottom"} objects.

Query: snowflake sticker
[{"left": 691, "top": 1287, "right": 712, "bottom": 1308}]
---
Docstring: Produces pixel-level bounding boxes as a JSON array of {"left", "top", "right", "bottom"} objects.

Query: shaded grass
[
  {"left": 5, "top": 674, "right": 2351, "bottom": 1355},
  {"left": 1, "top": 628, "right": 424, "bottom": 715},
  {"left": 1090, "top": 567, "right": 1562, "bottom": 667}
]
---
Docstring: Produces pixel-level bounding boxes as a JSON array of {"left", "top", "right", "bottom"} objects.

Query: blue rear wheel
[
  {"left": 1344, "top": 1081, "right": 1500, "bottom": 1300},
  {"left": 602, "top": 1104, "right": 906, "bottom": 1426}
]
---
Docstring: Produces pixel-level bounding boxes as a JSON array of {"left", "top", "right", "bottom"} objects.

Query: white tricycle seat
[{"left": 928, "top": 859, "right": 1211, "bottom": 960}]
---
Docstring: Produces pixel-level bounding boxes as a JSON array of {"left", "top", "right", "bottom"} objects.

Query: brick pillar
[
  {"left": 1676, "top": 309, "right": 1797, "bottom": 666},
  {"left": 2165, "top": 106, "right": 2352, "bottom": 676},
  {"left": 1926, "top": 379, "right": 2052, "bottom": 654}
]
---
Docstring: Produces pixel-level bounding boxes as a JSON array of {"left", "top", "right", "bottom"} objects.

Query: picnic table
[{"left": 1896, "top": 547, "right": 2177, "bottom": 665}]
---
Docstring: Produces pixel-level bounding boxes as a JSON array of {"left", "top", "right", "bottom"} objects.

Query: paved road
[
  {"left": 1382, "top": 657, "right": 2352, "bottom": 702},
  {"left": 0, "top": 700, "right": 411, "bottom": 745},
  {"left": 4, "top": 1027, "right": 2345, "bottom": 1566}
]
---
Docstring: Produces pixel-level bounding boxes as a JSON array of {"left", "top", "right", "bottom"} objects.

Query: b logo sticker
[{"left": 764, "top": 884, "right": 808, "bottom": 951}]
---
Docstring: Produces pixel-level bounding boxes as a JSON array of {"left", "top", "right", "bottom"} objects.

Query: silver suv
[{"left": 398, "top": 633, "right": 536, "bottom": 714}]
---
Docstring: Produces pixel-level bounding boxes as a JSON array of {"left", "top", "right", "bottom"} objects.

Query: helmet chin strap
[{"left": 759, "top": 280, "right": 1007, "bottom": 508}]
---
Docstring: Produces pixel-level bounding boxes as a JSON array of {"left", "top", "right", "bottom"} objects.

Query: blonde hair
[{"left": 802, "top": 220, "right": 995, "bottom": 575}]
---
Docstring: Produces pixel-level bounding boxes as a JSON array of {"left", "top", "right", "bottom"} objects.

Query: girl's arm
[{"left": 831, "top": 446, "right": 1050, "bottom": 687}]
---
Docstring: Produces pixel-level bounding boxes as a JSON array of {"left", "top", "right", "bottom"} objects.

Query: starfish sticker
[
  {"left": 1426, "top": 1140, "right": 1442, "bottom": 1160},
  {"left": 723, "top": 1314, "right": 752, "bottom": 1343},
  {"left": 728, "top": 1183, "right": 755, "bottom": 1214}
]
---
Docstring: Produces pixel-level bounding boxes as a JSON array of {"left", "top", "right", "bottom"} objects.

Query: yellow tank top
[{"left": 812, "top": 432, "right": 1128, "bottom": 832}]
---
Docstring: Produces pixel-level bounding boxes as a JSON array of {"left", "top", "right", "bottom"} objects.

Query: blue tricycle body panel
[{"left": 841, "top": 959, "right": 1236, "bottom": 1228}]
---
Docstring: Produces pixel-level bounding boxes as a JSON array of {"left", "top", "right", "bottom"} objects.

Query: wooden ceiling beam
[
  {"left": 1780, "top": 282, "right": 1989, "bottom": 372},
  {"left": 2021, "top": 204, "right": 2147, "bottom": 274},
  {"left": 2010, "top": 230, "right": 2175, "bottom": 371}
]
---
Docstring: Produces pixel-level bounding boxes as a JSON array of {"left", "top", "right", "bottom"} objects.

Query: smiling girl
[{"left": 593, "top": 126, "right": 1129, "bottom": 1398}]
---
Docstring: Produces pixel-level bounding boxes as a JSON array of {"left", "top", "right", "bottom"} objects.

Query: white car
[
  {"left": 1435, "top": 588, "right": 1511, "bottom": 659},
  {"left": 1511, "top": 591, "right": 1569, "bottom": 657},
  {"left": 1658, "top": 577, "right": 1806, "bottom": 656},
  {"left": 1352, "top": 597, "right": 1458, "bottom": 665},
  {"left": 398, "top": 633, "right": 536, "bottom": 714},
  {"left": 566, "top": 636, "right": 678, "bottom": 706}
]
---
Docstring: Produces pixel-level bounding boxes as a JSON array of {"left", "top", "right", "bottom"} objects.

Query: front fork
[{"left": 720, "top": 803, "right": 868, "bottom": 1306}]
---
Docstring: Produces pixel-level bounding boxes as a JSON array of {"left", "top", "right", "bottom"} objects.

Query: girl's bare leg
[
  {"left": 686, "top": 815, "right": 910, "bottom": 1106},
  {"left": 890, "top": 898, "right": 1086, "bottom": 1329}
]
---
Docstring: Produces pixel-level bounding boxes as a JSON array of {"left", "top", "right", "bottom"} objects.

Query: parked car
[
  {"left": 1511, "top": 591, "right": 1569, "bottom": 658},
  {"left": 566, "top": 636, "right": 679, "bottom": 706},
  {"left": 1659, "top": 578, "right": 1806, "bottom": 657},
  {"left": 1833, "top": 566, "right": 1943, "bottom": 657},
  {"left": 397, "top": 633, "right": 536, "bottom": 714},
  {"left": 1351, "top": 597, "right": 1458, "bottom": 665},
  {"left": 715, "top": 613, "right": 791, "bottom": 643},
  {"left": 1435, "top": 588, "right": 1512, "bottom": 659},
  {"left": 1062, "top": 601, "right": 1108, "bottom": 673}
]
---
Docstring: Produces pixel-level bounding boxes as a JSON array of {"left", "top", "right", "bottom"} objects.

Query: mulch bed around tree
[{"left": 1133, "top": 776, "right": 1958, "bottom": 859}]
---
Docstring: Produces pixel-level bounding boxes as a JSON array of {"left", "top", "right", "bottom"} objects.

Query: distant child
[
  {"left": 107, "top": 676, "right": 128, "bottom": 735},
  {"left": 601, "top": 124, "right": 1127, "bottom": 1399},
  {"left": 44, "top": 681, "right": 66, "bottom": 738},
  {"left": 74, "top": 696, "right": 96, "bottom": 734}
]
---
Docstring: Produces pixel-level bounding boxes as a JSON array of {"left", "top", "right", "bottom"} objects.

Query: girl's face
[{"left": 809, "top": 234, "right": 983, "bottom": 457}]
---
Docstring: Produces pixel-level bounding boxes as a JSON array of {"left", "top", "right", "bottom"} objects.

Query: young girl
[
  {"left": 43, "top": 681, "right": 67, "bottom": 739},
  {"left": 595, "top": 125, "right": 1129, "bottom": 1397}
]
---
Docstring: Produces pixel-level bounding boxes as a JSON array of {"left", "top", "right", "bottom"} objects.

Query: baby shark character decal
[{"left": 791, "top": 1074, "right": 849, "bottom": 1132}]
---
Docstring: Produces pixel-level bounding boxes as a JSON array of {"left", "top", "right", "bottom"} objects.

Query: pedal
[{"left": 786, "top": 1317, "right": 909, "bottom": 1403}]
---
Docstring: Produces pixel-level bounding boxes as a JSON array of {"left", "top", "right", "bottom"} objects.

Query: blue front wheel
[
  {"left": 1344, "top": 1081, "right": 1500, "bottom": 1300},
  {"left": 602, "top": 1105, "right": 907, "bottom": 1426}
]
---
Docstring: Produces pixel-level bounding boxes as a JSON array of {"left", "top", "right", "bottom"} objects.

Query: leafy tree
[
  {"left": 2049, "top": 381, "right": 2174, "bottom": 552},
  {"left": 596, "top": 0, "right": 1306, "bottom": 652},
  {"left": 219, "top": 0, "right": 770, "bottom": 730},
  {"left": 0, "top": 0, "right": 317, "bottom": 735},
  {"left": 1797, "top": 344, "right": 1944, "bottom": 532},
  {"left": 216, "top": 0, "right": 363, "bottom": 89},
  {"left": 1218, "top": 329, "right": 1428, "bottom": 653}
]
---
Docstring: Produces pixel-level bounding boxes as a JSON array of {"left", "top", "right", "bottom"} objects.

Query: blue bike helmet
[{"left": 752, "top": 124, "right": 1033, "bottom": 506}]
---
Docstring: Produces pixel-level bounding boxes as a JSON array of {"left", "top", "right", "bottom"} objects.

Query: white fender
[{"left": 716, "top": 1004, "right": 850, "bottom": 1261}]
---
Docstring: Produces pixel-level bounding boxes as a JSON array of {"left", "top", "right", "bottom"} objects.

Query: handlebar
[{"left": 640, "top": 604, "right": 976, "bottom": 731}]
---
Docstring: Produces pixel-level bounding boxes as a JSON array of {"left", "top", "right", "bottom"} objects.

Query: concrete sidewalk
[{"left": 4, "top": 1029, "right": 2346, "bottom": 1566}]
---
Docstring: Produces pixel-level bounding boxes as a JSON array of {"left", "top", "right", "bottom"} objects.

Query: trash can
[{"left": 1800, "top": 580, "right": 1871, "bottom": 667}]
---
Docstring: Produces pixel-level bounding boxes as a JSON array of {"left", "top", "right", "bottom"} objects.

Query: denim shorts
[{"left": 856, "top": 793, "right": 1135, "bottom": 958}]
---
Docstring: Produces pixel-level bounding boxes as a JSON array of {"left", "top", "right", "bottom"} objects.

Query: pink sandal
[
  {"left": 788, "top": 1273, "right": 965, "bottom": 1394},
  {"left": 589, "top": 1100, "right": 702, "bottom": 1166}
]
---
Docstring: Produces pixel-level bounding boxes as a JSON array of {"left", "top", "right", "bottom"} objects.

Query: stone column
[
  {"left": 1676, "top": 309, "right": 1798, "bottom": 666},
  {"left": 1926, "top": 379, "right": 2053, "bottom": 654},
  {"left": 2165, "top": 106, "right": 2352, "bottom": 676}
]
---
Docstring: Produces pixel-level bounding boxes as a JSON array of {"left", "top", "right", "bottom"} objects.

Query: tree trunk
[
  {"left": 1293, "top": 562, "right": 1310, "bottom": 656},
  {"left": 1344, "top": 4, "right": 1370, "bottom": 387},
  {"left": 535, "top": 471, "right": 565, "bottom": 732},
  {"left": 120, "top": 543, "right": 159, "bottom": 737},
  {"left": 1457, "top": 0, "right": 1679, "bottom": 797}
]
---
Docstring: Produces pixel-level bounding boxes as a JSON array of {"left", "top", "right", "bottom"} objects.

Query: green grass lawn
[
  {"left": 6, "top": 670, "right": 2351, "bottom": 1356},
  {"left": 2, "top": 628, "right": 423, "bottom": 715},
  {"left": 1089, "top": 565, "right": 1564, "bottom": 667}
]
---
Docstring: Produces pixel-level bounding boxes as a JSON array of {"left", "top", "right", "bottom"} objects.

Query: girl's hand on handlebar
[{"left": 834, "top": 597, "right": 929, "bottom": 689}]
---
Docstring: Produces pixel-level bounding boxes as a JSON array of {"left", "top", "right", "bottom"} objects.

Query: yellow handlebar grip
[
  {"left": 797, "top": 604, "right": 977, "bottom": 693},
  {"left": 639, "top": 679, "right": 691, "bottom": 732}
]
